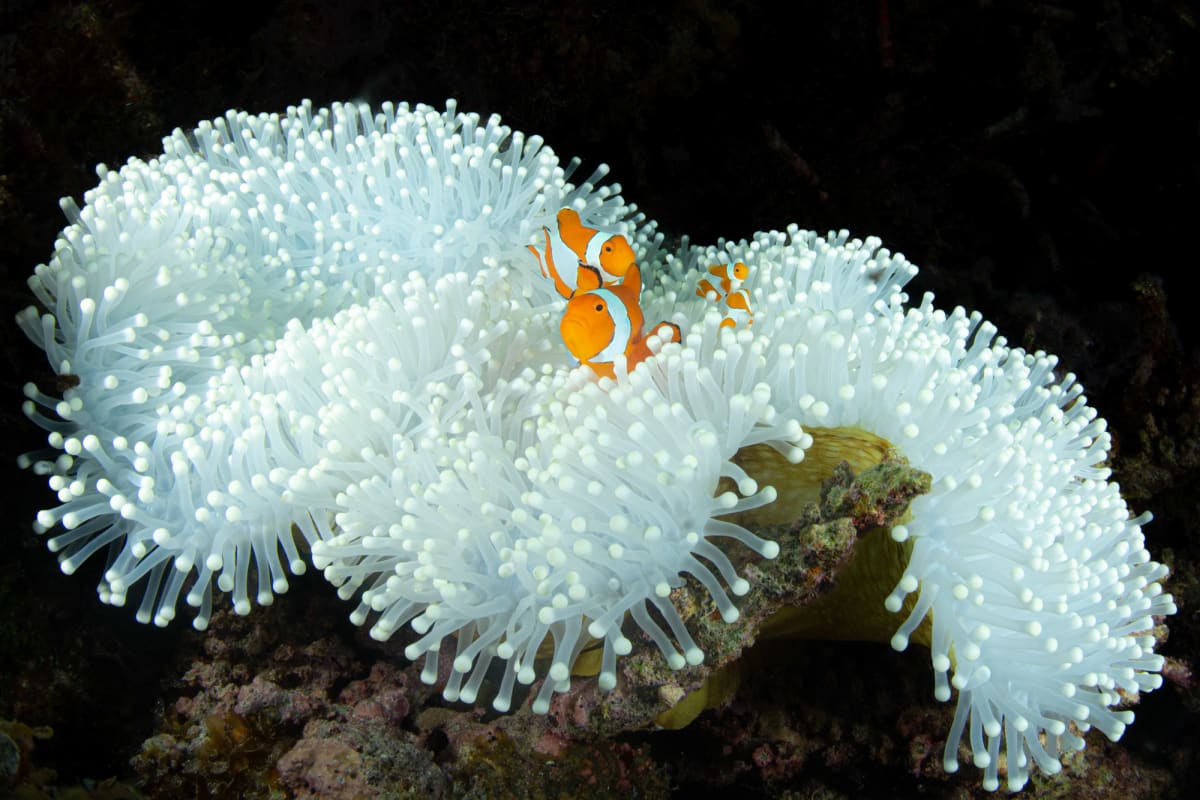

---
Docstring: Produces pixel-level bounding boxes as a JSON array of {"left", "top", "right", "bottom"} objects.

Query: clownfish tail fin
[
  {"left": 532, "top": 224, "right": 575, "bottom": 299},
  {"left": 649, "top": 321, "right": 681, "bottom": 345},
  {"left": 527, "top": 243, "right": 548, "bottom": 278}
]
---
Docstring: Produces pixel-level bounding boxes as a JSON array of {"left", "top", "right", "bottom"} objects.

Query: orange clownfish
[
  {"left": 528, "top": 208, "right": 637, "bottom": 299},
  {"left": 560, "top": 264, "right": 680, "bottom": 380},
  {"left": 696, "top": 261, "right": 754, "bottom": 328}
]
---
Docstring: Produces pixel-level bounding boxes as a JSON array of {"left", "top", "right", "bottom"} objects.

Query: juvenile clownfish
[
  {"left": 528, "top": 208, "right": 637, "bottom": 299},
  {"left": 560, "top": 264, "right": 681, "bottom": 380},
  {"left": 696, "top": 261, "right": 754, "bottom": 328}
]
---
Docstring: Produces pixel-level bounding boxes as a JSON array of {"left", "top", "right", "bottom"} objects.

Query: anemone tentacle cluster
[
  {"left": 19, "top": 99, "right": 1174, "bottom": 791},
  {"left": 16, "top": 99, "right": 642, "bottom": 628},
  {"left": 668, "top": 231, "right": 1175, "bottom": 789}
]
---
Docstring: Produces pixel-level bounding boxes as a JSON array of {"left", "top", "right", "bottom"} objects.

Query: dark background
[{"left": 2, "top": 1, "right": 1198, "bottom": 796}]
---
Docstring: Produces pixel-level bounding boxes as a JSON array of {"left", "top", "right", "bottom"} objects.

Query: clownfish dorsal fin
[
  {"left": 574, "top": 265, "right": 604, "bottom": 294},
  {"left": 621, "top": 262, "right": 642, "bottom": 295},
  {"left": 707, "top": 263, "right": 728, "bottom": 287},
  {"left": 556, "top": 208, "right": 592, "bottom": 256}
]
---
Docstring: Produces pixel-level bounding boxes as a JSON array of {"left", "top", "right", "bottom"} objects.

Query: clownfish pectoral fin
[
  {"left": 574, "top": 264, "right": 604, "bottom": 293},
  {"left": 621, "top": 262, "right": 642, "bottom": 295}
]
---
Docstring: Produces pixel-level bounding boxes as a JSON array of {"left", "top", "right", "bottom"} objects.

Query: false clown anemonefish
[
  {"left": 559, "top": 264, "right": 680, "bottom": 380},
  {"left": 527, "top": 208, "right": 637, "bottom": 298},
  {"left": 696, "top": 261, "right": 754, "bottom": 328}
]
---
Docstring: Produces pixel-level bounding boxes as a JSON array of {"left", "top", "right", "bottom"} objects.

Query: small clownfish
[
  {"left": 560, "top": 264, "right": 681, "bottom": 380},
  {"left": 528, "top": 208, "right": 637, "bottom": 299},
  {"left": 696, "top": 261, "right": 754, "bottom": 328}
]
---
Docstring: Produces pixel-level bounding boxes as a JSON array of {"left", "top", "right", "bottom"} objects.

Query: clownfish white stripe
[
  {"left": 583, "top": 235, "right": 613, "bottom": 269},
  {"left": 545, "top": 228, "right": 584, "bottom": 292},
  {"left": 590, "top": 288, "right": 633, "bottom": 364}
]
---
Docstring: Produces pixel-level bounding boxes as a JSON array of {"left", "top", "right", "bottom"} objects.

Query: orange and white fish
[
  {"left": 528, "top": 208, "right": 637, "bottom": 299},
  {"left": 696, "top": 262, "right": 753, "bottom": 328},
  {"left": 560, "top": 264, "right": 680, "bottom": 380}
]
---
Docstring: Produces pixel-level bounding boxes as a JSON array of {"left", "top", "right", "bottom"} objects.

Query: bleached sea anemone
[
  {"left": 18, "top": 99, "right": 1173, "bottom": 791},
  {"left": 16, "top": 99, "right": 638, "bottom": 628},
  {"left": 655, "top": 231, "right": 1178, "bottom": 789},
  {"left": 283, "top": 268, "right": 802, "bottom": 713}
]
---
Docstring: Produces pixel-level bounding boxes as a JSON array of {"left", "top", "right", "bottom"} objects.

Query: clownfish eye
[
  {"left": 594, "top": 302, "right": 604, "bottom": 312},
  {"left": 604, "top": 245, "right": 612, "bottom": 253}
]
